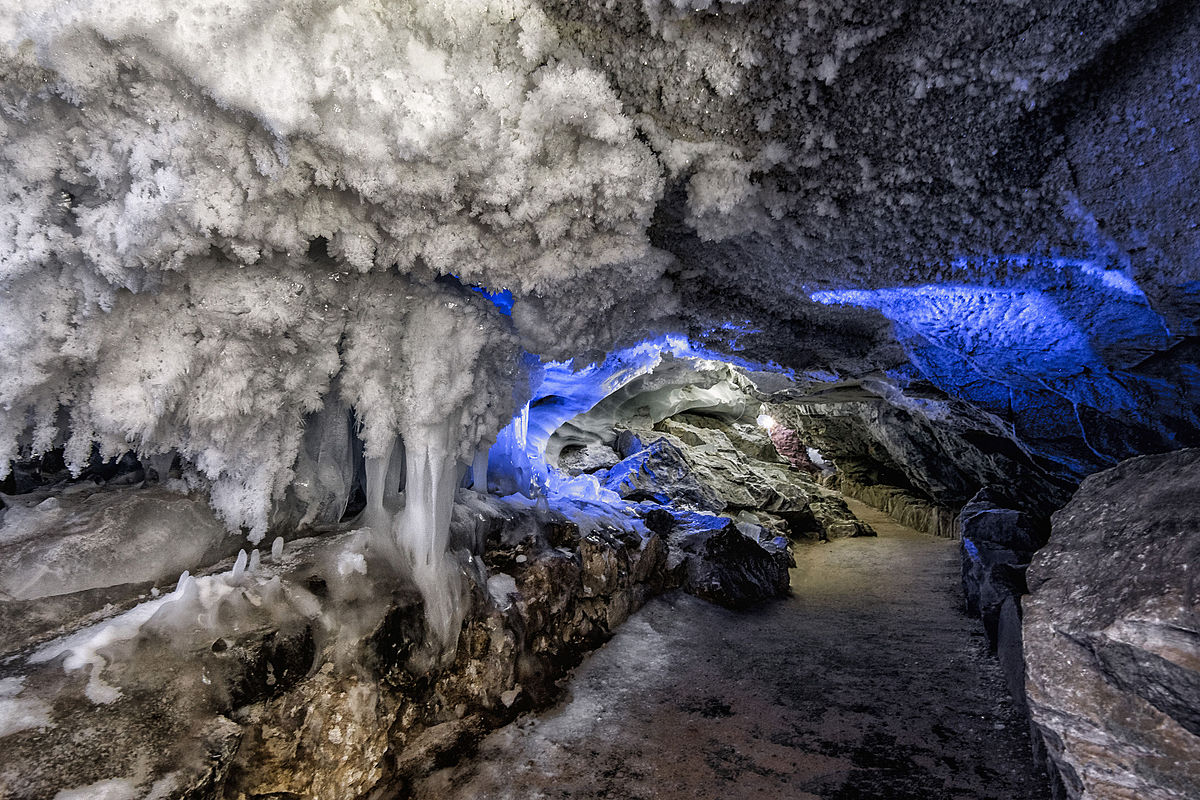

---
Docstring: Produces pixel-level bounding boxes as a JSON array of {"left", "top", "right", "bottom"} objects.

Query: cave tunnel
[{"left": 1, "top": 1, "right": 1198, "bottom": 799}]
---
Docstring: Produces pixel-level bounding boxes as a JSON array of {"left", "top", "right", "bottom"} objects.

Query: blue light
[
  {"left": 471, "top": 286, "right": 514, "bottom": 316},
  {"left": 962, "top": 538, "right": 980, "bottom": 562},
  {"left": 442, "top": 273, "right": 515, "bottom": 315}
]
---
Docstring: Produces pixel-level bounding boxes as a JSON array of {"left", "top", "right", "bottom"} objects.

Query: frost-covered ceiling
[{"left": 1, "top": 0, "right": 1198, "bottom": 529}]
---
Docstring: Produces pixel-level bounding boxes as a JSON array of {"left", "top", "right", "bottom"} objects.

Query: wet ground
[{"left": 413, "top": 499, "right": 1052, "bottom": 800}]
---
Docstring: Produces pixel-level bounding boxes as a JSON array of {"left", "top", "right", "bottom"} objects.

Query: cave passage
[{"left": 414, "top": 499, "right": 1051, "bottom": 800}]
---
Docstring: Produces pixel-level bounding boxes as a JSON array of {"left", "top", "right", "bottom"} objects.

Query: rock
[
  {"left": 0, "top": 489, "right": 684, "bottom": 800},
  {"left": 768, "top": 425, "right": 819, "bottom": 473},
  {"left": 614, "top": 430, "right": 644, "bottom": 459},
  {"left": 645, "top": 421, "right": 815, "bottom": 514},
  {"left": 602, "top": 438, "right": 725, "bottom": 512},
  {"left": 640, "top": 507, "right": 675, "bottom": 535},
  {"left": 1023, "top": 449, "right": 1200, "bottom": 800},
  {"left": 557, "top": 442, "right": 621, "bottom": 475},
  {"left": 959, "top": 488, "right": 1042, "bottom": 649},
  {"left": 771, "top": 388, "right": 1071, "bottom": 517},
  {"left": 839, "top": 477, "right": 959, "bottom": 538},
  {"left": 806, "top": 495, "right": 876, "bottom": 540},
  {"left": 667, "top": 512, "right": 790, "bottom": 608}
]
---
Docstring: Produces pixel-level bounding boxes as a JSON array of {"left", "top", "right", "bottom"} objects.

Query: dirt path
[{"left": 413, "top": 498, "right": 1051, "bottom": 800}]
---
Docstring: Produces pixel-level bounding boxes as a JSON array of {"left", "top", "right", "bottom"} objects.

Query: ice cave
[{"left": 0, "top": 1, "right": 1197, "bottom": 799}]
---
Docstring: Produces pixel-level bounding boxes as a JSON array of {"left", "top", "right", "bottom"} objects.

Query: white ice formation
[{"left": 0, "top": 0, "right": 676, "bottom": 643}]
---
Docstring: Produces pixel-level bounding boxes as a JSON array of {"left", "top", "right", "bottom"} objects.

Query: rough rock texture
[
  {"left": 557, "top": 442, "right": 621, "bottom": 476},
  {"left": 602, "top": 414, "right": 875, "bottom": 541},
  {"left": 960, "top": 488, "right": 1044, "bottom": 648},
  {"left": 666, "top": 512, "right": 790, "bottom": 609},
  {"left": 837, "top": 477, "right": 956, "bottom": 539},
  {"left": 602, "top": 437, "right": 726, "bottom": 512},
  {"left": 958, "top": 488, "right": 1047, "bottom": 716},
  {"left": 771, "top": 385, "right": 1073, "bottom": 517},
  {"left": 0, "top": 488, "right": 675, "bottom": 800},
  {"left": 1024, "top": 449, "right": 1200, "bottom": 800}
]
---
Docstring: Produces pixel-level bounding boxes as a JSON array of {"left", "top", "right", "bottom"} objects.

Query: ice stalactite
[
  {"left": 488, "top": 402, "right": 537, "bottom": 497},
  {"left": 470, "top": 442, "right": 492, "bottom": 494},
  {"left": 339, "top": 278, "right": 528, "bottom": 651},
  {"left": 395, "top": 420, "right": 465, "bottom": 650},
  {"left": 362, "top": 435, "right": 406, "bottom": 537}
]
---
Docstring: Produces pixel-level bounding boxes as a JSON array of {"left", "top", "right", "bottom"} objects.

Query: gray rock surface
[
  {"left": 0, "top": 490, "right": 677, "bottom": 800},
  {"left": 667, "top": 512, "right": 790, "bottom": 609},
  {"left": 602, "top": 437, "right": 726, "bottom": 512},
  {"left": 959, "top": 488, "right": 1043, "bottom": 648},
  {"left": 1023, "top": 449, "right": 1200, "bottom": 800}
]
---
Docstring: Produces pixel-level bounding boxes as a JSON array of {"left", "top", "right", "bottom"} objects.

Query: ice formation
[{"left": 0, "top": 0, "right": 674, "bottom": 642}]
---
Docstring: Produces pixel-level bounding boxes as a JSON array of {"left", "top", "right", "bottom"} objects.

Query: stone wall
[
  {"left": 1023, "top": 449, "right": 1200, "bottom": 800},
  {"left": 835, "top": 477, "right": 959, "bottom": 539}
]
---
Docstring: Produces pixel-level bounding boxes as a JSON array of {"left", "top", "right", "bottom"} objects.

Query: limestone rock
[
  {"left": 959, "top": 488, "right": 1043, "bottom": 649},
  {"left": 1023, "top": 449, "right": 1200, "bottom": 800},
  {"left": 557, "top": 442, "right": 621, "bottom": 476}
]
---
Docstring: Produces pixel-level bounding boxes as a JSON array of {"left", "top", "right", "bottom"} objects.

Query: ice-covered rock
[
  {"left": 0, "top": 485, "right": 231, "bottom": 602},
  {"left": 1023, "top": 449, "right": 1200, "bottom": 800}
]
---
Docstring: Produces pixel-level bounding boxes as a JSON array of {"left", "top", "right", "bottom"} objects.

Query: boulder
[
  {"left": 602, "top": 438, "right": 725, "bottom": 512},
  {"left": 959, "top": 488, "right": 1042, "bottom": 649},
  {"left": 1023, "top": 449, "right": 1200, "bottom": 800},
  {"left": 557, "top": 442, "right": 622, "bottom": 476},
  {"left": 667, "top": 512, "right": 790, "bottom": 608}
]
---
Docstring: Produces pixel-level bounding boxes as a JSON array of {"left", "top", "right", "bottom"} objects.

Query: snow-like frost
[
  {"left": 0, "top": 677, "right": 52, "bottom": 739},
  {"left": 51, "top": 779, "right": 140, "bottom": 800},
  {"left": 0, "top": 0, "right": 668, "bottom": 553}
]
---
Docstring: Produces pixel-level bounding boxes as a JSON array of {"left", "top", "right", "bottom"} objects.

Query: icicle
[
  {"left": 231, "top": 550, "right": 248, "bottom": 582},
  {"left": 471, "top": 444, "right": 490, "bottom": 493},
  {"left": 396, "top": 420, "right": 464, "bottom": 651},
  {"left": 363, "top": 435, "right": 402, "bottom": 534},
  {"left": 146, "top": 451, "right": 175, "bottom": 483}
]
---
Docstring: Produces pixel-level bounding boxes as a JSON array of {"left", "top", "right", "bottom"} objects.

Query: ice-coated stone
[
  {"left": 1023, "top": 449, "right": 1200, "bottom": 800},
  {"left": 0, "top": 485, "right": 232, "bottom": 603}
]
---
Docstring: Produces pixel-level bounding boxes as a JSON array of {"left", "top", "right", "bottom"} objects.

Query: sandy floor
[{"left": 413, "top": 499, "right": 1051, "bottom": 800}]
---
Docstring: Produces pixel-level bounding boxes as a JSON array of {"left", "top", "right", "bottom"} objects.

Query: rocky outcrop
[
  {"left": 602, "top": 437, "right": 725, "bottom": 512},
  {"left": 617, "top": 419, "right": 874, "bottom": 542},
  {"left": 0, "top": 489, "right": 675, "bottom": 800},
  {"left": 959, "top": 489, "right": 1044, "bottom": 646},
  {"left": 958, "top": 488, "right": 1046, "bottom": 715},
  {"left": 770, "top": 386, "right": 1072, "bottom": 519},
  {"left": 1023, "top": 449, "right": 1200, "bottom": 800},
  {"left": 837, "top": 477, "right": 958, "bottom": 539},
  {"left": 663, "top": 512, "right": 790, "bottom": 609}
]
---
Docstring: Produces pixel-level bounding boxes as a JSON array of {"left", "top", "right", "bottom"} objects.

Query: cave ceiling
[{"left": 1, "top": 0, "right": 1198, "bottom": 513}]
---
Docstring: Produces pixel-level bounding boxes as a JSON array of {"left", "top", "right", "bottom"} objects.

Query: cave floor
[{"left": 413, "top": 499, "right": 1051, "bottom": 800}]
